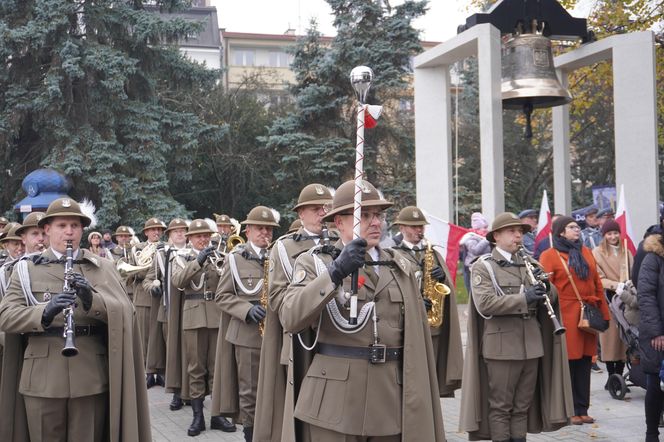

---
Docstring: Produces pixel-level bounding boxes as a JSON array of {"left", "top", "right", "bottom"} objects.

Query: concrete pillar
[{"left": 552, "top": 72, "right": 572, "bottom": 215}]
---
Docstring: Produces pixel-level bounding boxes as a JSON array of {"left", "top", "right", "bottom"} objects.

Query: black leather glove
[
  {"left": 430, "top": 265, "right": 446, "bottom": 283},
  {"left": 196, "top": 246, "right": 216, "bottom": 267},
  {"left": 151, "top": 285, "right": 163, "bottom": 298},
  {"left": 423, "top": 297, "right": 433, "bottom": 311},
  {"left": 531, "top": 266, "right": 551, "bottom": 290},
  {"left": 246, "top": 305, "right": 266, "bottom": 324},
  {"left": 42, "top": 292, "right": 77, "bottom": 327},
  {"left": 70, "top": 273, "right": 93, "bottom": 311},
  {"left": 524, "top": 284, "right": 547, "bottom": 306},
  {"left": 327, "top": 238, "right": 367, "bottom": 286}
]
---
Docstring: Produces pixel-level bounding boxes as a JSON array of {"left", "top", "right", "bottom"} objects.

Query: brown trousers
[
  {"left": 184, "top": 327, "right": 218, "bottom": 399},
  {"left": 135, "top": 305, "right": 150, "bottom": 363},
  {"left": 235, "top": 345, "right": 260, "bottom": 427},
  {"left": 309, "top": 425, "right": 401, "bottom": 441},
  {"left": 23, "top": 393, "right": 107, "bottom": 442},
  {"left": 485, "top": 358, "right": 539, "bottom": 440}
]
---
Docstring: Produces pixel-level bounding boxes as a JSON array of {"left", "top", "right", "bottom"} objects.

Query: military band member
[
  {"left": 216, "top": 214, "right": 234, "bottom": 237},
  {"left": 0, "top": 216, "right": 8, "bottom": 231},
  {"left": 171, "top": 219, "right": 225, "bottom": 437},
  {"left": 143, "top": 218, "right": 188, "bottom": 408},
  {"left": 255, "top": 183, "right": 334, "bottom": 442},
  {"left": 278, "top": 180, "right": 444, "bottom": 442},
  {"left": 132, "top": 217, "right": 166, "bottom": 388},
  {"left": 110, "top": 225, "right": 135, "bottom": 301},
  {"left": 215, "top": 206, "right": 279, "bottom": 442},
  {"left": 17, "top": 212, "right": 47, "bottom": 255},
  {"left": 391, "top": 206, "right": 463, "bottom": 397},
  {"left": 0, "top": 197, "right": 151, "bottom": 441},
  {"left": 0, "top": 222, "right": 20, "bottom": 264},
  {"left": 459, "top": 212, "right": 572, "bottom": 442}
]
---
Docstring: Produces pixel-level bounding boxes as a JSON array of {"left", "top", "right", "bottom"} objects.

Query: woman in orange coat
[{"left": 540, "top": 216, "right": 610, "bottom": 426}]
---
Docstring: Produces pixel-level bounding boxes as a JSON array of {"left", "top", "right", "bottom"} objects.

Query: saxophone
[
  {"left": 258, "top": 250, "right": 270, "bottom": 336},
  {"left": 422, "top": 240, "right": 451, "bottom": 328}
]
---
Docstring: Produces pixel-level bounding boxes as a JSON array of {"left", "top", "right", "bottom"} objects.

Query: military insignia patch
[
  {"left": 473, "top": 274, "right": 482, "bottom": 286},
  {"left": 413, "top": 210, "right": 420, "bottom": 218},
  {"left": 293, "top": 268, "right": 307, "bottom": 284},
  {"left": 196, "top": 221, "right": 202, "bottom": 227},
  {"left": 43, "top": 292, "right": 51, "bottom": 301},
  {"left": 315, "top": 185, "right": 325, "bottom": 195},
  {"left": 262, "top": 210, "right": 268, "bottom": 219},
  {"left": 61, "top": 199, "right": 71, "bottom": 208},
  {"left": 360, "top": 182, "right": 371, "bottom": 193}
]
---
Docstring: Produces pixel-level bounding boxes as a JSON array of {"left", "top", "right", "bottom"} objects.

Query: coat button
[
  {"left": 321, "top": 369, "right": 326, "bottom": 375},
  {"left": 320, "top": 290, "right": 325, "bottom": 296}
]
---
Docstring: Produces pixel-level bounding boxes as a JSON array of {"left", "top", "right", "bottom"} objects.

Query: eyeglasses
[
  {"left": 566, "top": 225, "right": 581, "bottom": 231},
  {"left": 339, "top": 211, "right": 386, "bottom": 223}
]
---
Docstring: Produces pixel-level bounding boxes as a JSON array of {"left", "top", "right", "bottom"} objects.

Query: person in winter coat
[
  {"left": 459, "top": 212, "right": 491, "bottom": 294},
  {"left": 592, "top": 219, "right": 631, "bottom": 389},
  {"left": 540, "top": 216, "right": 610, "bottom": 426},
  {"left": 637, "top": 232, "right": 664, "bottom": 442}
]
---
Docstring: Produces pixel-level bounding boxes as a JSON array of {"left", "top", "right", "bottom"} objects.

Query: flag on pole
[
  {"left": 364, "top": 104, "right": 382, "bottom": 129},
  {"left": 615, "top": 184, "right": 637, "bottom": 256},
  {"left": 422, "top": 210, "right": 469, "bottom": 286},
  {"left": 534, "top": 190, "right": 552, "bottom": 250}
]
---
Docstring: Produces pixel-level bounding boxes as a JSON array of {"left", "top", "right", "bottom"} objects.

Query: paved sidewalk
[{"left": 149, "top": 304, "right": 648, "bottom": 441}]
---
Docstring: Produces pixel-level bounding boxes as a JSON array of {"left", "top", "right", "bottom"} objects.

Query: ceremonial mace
[{"left": 348, "top": 66, "right": 374, "bottom": 325}]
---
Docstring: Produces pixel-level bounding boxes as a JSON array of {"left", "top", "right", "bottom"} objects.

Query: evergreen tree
[
  {"left": 0, "top": 0, "right": 221, "bottom": 228},
  {"left": 261, "top": 0, "right": 428, "bottom": 216}
]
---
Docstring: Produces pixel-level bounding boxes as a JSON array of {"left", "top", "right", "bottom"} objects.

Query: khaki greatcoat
[
  {"left": 0, "top": 248, "right": 151, "bottom": 441},
  {"left": 279, "top": 243, "right": 445, "bottom": 441},
  {"left": 459, "top": 249, "right": 573, "bottom": 440}
]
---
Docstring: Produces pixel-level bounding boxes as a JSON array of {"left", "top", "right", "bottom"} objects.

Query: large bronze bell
[{"left": 502, "top": 30, "right": 572, "bottom": 137}]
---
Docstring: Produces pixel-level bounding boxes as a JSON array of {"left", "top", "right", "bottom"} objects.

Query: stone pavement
[{"left": 149, "top": 304, "right": 648, "bottom": 441}]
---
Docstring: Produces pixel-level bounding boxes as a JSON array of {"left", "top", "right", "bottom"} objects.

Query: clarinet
[
  {"left": 517, "top": 246, "right": 566, "bottom": 336},
  {"left": 61, "top": 240, "right": 79, "bottom": 357}
]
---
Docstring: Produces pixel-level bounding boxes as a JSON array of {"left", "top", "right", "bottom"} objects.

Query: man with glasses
[
  {"left": 278, "top": 179, "right": 444, "bottom": 441},
  {"left": 254, "top": 183, "right": 335, "bottom": 442}
]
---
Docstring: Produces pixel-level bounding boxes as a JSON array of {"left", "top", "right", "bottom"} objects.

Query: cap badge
[
  {"left": 61, "top": 199, "right": 71, "bottom": 208},
  {"left": 360, "top": 182, "right": 371, "bottom": 193},
  {"left": 196, "top": 221, "right": 202, "bottom": 227},
  {"left": 413, "top": 210, "right": 420, "bottom": 218},
  {"left": 315, "top": 185, "right": 325, "bottom": 195},
  {"left": 262, "top": 210, "right": 268, "bottom": 219}
]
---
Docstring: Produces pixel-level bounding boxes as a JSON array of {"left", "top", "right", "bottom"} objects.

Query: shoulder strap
[{"left": 555, "top": 250, "right": 583, "bottom": 304}]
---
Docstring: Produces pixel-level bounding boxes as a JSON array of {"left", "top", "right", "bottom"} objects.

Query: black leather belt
[
  {"left": 185, "top": 292, "right": 214, "bottom": 301},
  {"left": 27, "top": 325, "right": 106, "bottom": 337},
  {"left": 318, "top": 343, "right": 403, "bottom": 364}
]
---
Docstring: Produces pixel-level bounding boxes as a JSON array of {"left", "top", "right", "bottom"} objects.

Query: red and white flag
[
  {"left": 534, "top": 190, "right": 552, "bottom": 249},
  {"left": 615, "top": 184, "right": 637, "bottom": 256},
  {"left": 364, "top": 104, "right": 382, "bottom": 129},
  {"left": 422, "top": 211, "right": 469, "bottom": 286}
]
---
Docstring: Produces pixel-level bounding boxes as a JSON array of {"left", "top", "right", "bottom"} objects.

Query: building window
[
  {"left": 233, "top": 49, "right": 255, "bottom": 66},
  {"left": 268, "top": 51, "right": 292, "bottom": 68}
]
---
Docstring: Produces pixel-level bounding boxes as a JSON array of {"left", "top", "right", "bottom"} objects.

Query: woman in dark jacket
[{"left": 637, "top": 232, "right": 664, "bottom": 442}]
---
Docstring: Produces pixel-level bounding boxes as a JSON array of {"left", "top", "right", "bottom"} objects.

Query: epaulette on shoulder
[{"left": 274, "top": 232, "right": 296, "bottom": 244}]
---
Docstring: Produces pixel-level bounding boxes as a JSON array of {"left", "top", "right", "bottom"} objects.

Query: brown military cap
[
  {"left": 113, "top": 226, "right": 133, "bottom": 237},
  {"left": 322, "top": 179, "right": 393, "bottom": 222},
  {"left": 288, "top": 218, "right": 302, "bottom": 233},
  {"left": 214, "top": 214, "right": 233, "bottom": 226},
  {"left": 0, "top": 216, "right": 8, "bottom": 226},
  {"left": 241, "top": 206, "right": 280, "bottom": 227},
  {"left": 186, "top": 219, "right": 217, "bottom": 236},
  {"left": 0, "top": 223, "right": 22, "bottom": 242},
  {"left": 165, "top": 218, "right": 189, "bottom": 234},
  {"left": 38, "top": 197, "right": 92, "bottom": 227},
  {"left": 393, "top": 206, "right": 429, "bottom": 226},
  {"left": 0, "top": 222, "right": 20, "bottom": 241},
  {"left": 292, "top": 183, "right": 334, "bottom": 211},
  {"left": 486, "top": 212, "right": 532, "bottom": 243},
  {"left": 142, "top": 217, "right": 167, "bottom": 232},
  {"left": 15, "top": 212, "right": 46, "bottom": 235}
]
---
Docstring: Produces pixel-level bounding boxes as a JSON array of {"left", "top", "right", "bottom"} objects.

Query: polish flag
[
  {"left": 364, "top": 105, "right": 382, "bottom": 129},
  {"left": 615, "top": 184, "right": 637, "bottom": 256},
  {"left": 535, "top": 190, "right": 552, "bottom": 249},
  {"left": 422, "top": 211, "right": 469, "bottom": 286}
]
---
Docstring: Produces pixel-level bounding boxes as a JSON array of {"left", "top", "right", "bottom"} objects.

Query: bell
[{"left": 501, "top": 32, "right": 572, "bottom": 137}]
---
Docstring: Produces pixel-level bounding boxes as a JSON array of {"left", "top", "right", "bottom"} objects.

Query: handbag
[{"left": 556, "top": 251, "right": 609, "bottom": 335}]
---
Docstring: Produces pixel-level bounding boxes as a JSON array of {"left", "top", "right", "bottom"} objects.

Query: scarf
[{"left": 553, "top": 236, "right": 589, "bottom": 280}]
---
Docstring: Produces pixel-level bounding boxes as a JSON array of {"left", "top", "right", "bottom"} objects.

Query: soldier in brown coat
[
  {"left": 391, "top": 206, "right": 463, "bottom": 397},
  {"left": 0, "top": 197, "right": 152, "bottom": 441},
  {"left": 171, "top": 219, "right": 226, "bottom": 436},
  {"left": 254, "top": 183, "right": 334, "bottom": 442},
  {"left": 144, "top": 218, "right": 189, "bottom": 409},
  {"left": 460, "top": 212, "right": 572, "bottom": 441},
  {"left": 215, "top": 206, "right": 280, "bottom": 442},
  {"left": 279, "top": 180, "right": 445, "bottom": 442}
]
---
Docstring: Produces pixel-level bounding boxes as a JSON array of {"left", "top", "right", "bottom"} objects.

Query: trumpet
[{"left": 516, "top": 246, "right": 566, "bottom": 335}]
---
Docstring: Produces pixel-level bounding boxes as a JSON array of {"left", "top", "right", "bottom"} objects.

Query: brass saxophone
[
  {"left": 422, "top": 240, "right": 451, "bottom": 328},
  {"left": 258, "top": 250, "right": 270, "bottom": 336}
]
